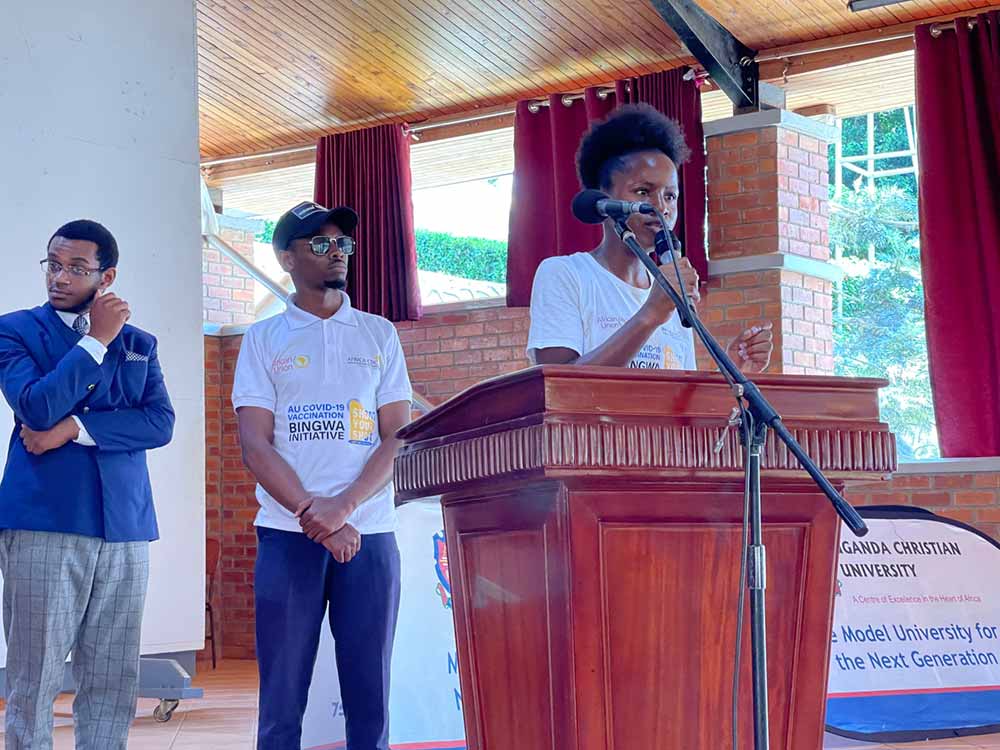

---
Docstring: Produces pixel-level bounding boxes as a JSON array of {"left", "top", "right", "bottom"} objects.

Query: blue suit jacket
[{"left": 0, "top": 303, "right": 175, "bottom": 542}]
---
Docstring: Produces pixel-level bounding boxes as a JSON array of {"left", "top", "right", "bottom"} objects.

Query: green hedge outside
[
  {"left": 415, "top": 229, "right": 507, "bottom": 284},
  {"left": 256, "top": 224, "right": 508, "bottom": 284}
]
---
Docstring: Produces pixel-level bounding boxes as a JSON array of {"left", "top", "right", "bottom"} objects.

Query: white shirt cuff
[
  {"left": 72, "top": 416, "right": 96, "bottom": 446},
  {"left": 76, "top": 336, "right": 107, "bottom": 365}
]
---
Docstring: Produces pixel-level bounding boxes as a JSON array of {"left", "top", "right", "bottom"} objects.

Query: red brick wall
[
  {"left": 202, "top": 305, "right": 1000, "bottom": 662},
  {"left": 205, "top": 337, "right": 223, "bottom": 543},
  {"left": 777, "top": 130, "right": 831, "bottom": 261},
  {"left": 202, "top": 333, "right": 260, "bottom": 661},
  {"left": 707, "top": 128, "right": 830, "bottom": 262},
  {"left": 203, "top": 337, "right": 223, "bottom": 661},
  {"left": 703, "top": 123, "right": 835, "bottom": 376},
  {"left": 845, "top": 472, "right": 1000, "bottom": 541},
  {"left": 204, "top": 226, "right": 257, "bottom": 327},
  {"left": 397, "top": 305, "right": 531, "bottom": 404},
  {"left": 698, "top": 269, "right": 834, "bottom": 375}
]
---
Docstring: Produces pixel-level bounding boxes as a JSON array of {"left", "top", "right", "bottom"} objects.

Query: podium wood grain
[{"left": 396, "top": 366, "right": 894, "bottom": 750}]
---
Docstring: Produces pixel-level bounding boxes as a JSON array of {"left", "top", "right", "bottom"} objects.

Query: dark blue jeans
[{"left": 254, "top": 526, "right": 401, "bottom": 750}]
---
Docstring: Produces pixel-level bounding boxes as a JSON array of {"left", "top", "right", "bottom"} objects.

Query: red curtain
[
  {"left": 505, "top": 69, "right": 706, "bottom": 307},
  {"left": 505, "top": 87, "right": 622, "bottom": 306},
  {"left": 915, "top": 11, "right": 1000, "bottom": 456},
  {"left": 620, "top": 69, "right": 707, "bottom": 280},
  {"left": 314, "top": 123, "right": 422, "bottom": 321}
]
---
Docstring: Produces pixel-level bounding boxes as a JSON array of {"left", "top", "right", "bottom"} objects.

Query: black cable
[
  {"left": 733, "top": 404, "right": 753, "bottom": 750},
  {"left": 653, "top": 209, "right": 693, "bottom": 317},
  {"left": 651, "top": 209, "right": 741, "bottom": 392}
]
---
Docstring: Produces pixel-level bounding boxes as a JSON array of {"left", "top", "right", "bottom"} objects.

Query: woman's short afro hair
[{"left": 576, "top": 103, "right": 691, "bottom": 190}]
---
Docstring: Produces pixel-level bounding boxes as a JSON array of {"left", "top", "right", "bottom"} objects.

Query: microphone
[
  {"left": 654, "top": 229, "right": 685, "bottom": 264},
  {"left": 572, "top": 189, "right": 655, "bottom": 224},
  {"left": 654, "top": 229, "right": 693, "bottom": 328}
]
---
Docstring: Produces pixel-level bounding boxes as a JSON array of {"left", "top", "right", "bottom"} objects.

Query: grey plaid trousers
[{"left": 0, "top": 530, "right": 149, "bottom": 750}]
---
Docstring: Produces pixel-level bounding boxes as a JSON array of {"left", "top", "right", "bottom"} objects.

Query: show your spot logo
[{"left": 348, "top": 399, "right": 376, "bottom": 446}]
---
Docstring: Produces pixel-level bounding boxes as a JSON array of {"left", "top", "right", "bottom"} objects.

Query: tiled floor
[
  {"left": 1, "top": 660, "right": 999, "bottom": 749},
  {"left": 0, "top": 660, "right": 258, "bottom": 750}
]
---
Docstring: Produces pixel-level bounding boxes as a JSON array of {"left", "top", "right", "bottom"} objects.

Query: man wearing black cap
[{"left": 232, "top": 201, "right": 412, "bottom": 750}]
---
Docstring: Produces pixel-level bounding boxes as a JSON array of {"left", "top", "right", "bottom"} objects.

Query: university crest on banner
[{"left": 433, "top": 531, "right": 452, "bottom": 609}]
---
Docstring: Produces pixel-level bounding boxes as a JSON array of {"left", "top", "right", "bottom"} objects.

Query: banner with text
[
  {"left": 301, "top": 499, "right": 465, "bottom": 750},
  {"left": 826, "top": 507, "right": 1000, "bottom": 741}
]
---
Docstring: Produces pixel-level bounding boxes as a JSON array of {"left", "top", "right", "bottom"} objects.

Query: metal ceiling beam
[{"left": 648, "top": 0, "right": 760, "bottom": 110}]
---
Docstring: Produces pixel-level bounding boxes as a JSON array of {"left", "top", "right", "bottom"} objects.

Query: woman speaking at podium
[{"left": 527, "top": 104, "right": 773, "bottom": 373}]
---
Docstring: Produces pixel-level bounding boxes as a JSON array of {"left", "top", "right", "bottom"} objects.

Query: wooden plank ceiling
[
  {"left": 213, "top": 43, "right": 913, "bottom": 220},
  {"left": 702, "top": 51, "right": 917, "bottom": 121},
  {"left": 216, "top": 128, "right": 517, "bottom": 218},
  {"left": 196, "top": 0, "right": 995, "bottom": 161}
]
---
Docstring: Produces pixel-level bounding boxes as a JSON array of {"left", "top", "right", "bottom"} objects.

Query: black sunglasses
[{"left": 308, "top": 235, "right": 355, "bottom": 256}]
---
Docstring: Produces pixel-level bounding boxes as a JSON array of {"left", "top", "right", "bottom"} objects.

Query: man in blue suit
[{"left": 0, "top": 219, "right": 175, "bottom": 749}]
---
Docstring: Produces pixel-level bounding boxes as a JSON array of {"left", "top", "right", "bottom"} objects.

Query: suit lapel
[
  {"left": 88, "top": 328, "right": 124, "bottom": 406},
  {"left": 35, "top": 304, "right": 124, "bottom": 405},
  {"left": 34, "top": 304, "right": 77, "bottom": 361}
]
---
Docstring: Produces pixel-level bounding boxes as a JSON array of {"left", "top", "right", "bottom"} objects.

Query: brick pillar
[
  {"left": 203, "top": 214, "right": 263, "bottom": 327},
  {"left": 699, "top": 110, "right": 841, "bottom": 375},
  {"left": 203, "top": 332, "right": 260, "bottom": 660}
]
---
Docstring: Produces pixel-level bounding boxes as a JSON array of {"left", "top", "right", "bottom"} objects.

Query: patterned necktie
[{"left": 72, "top": 315, "right": 89, "bottom": 336}]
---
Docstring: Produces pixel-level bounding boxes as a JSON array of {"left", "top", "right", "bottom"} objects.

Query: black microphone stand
[{"left": 612, "top": 218, "right": 868, "bottom": 750}]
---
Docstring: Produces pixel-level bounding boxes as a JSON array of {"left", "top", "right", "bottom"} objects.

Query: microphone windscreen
[{"left": 571, "top": 189, "right": 610, "bottom": 225}]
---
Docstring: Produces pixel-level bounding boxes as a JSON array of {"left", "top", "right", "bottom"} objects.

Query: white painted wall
[{"left": 0, "top": 1, "right": 205, "bottom": 662}]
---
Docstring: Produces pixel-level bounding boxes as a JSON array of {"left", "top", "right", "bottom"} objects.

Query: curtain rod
[
  {"left": 203, "top": 14, "right": 987, "bottom": 167},
  {"left": 754, "top": 30, "right": 913, "bottom": 62},
  {"left": 410, "top": 109, "right": 515, "bottom": 132},
  {"left": 526, "top": 85, "right": 620, "bottom": 113},
  {"left": 930, "top": 17, "right": 981, "bottom": 37},
  {"left": 755, "top": 14, "right": 985, "bottom": 62},
  {"left": 201, "top": 144, "right": 315, "bottom": 168},
  {"left": 445, "top": 15, "right": 978, "bottom": 121},
  {"left": 201, "top": 108, "right": 523, "bottom": 167}
]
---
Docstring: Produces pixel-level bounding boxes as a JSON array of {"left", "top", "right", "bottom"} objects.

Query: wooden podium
[{"left": 395, "top": 366, "right": 894, "bottom": 750}]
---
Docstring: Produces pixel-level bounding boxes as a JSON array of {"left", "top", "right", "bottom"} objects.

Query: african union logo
[
  {"left": 433, "top": 531, "right": 451, "bottom": 609},
  {"left": 294, "top": 354, "right": 310, "bottom": 369}
]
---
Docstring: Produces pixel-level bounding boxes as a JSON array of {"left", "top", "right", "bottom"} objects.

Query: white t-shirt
[
  {"left": 232, "top": 293, "right": 412, "bottom": 535},
  {"left": 526, "top": 252, "right": 696, "bottom": 370}
]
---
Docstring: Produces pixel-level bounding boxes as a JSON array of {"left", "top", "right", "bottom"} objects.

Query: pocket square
[{"left": 125, "top": 351, "right": 149, "bottom": 363}]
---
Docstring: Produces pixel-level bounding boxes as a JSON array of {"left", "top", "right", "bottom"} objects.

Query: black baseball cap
[{"left": 272, "top": 201, "right": 359, "bottom": 252}]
